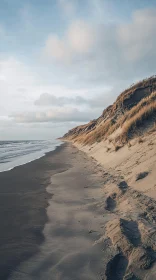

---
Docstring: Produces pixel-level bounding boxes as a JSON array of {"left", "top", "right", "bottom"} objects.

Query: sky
[{"left": 0, "top": 0, "right": 156, "bottom": 140}]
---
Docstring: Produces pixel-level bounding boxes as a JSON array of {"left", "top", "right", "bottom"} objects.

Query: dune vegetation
[{"left": 62, "top": 76, "right": 156, "bottom": 145}]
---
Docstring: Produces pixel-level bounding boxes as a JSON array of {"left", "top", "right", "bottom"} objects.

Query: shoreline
[
  {"left": 8, "top": 142, "right": 106, "bottom": 280},
  {"left": 0, "top": 143, "right": 66, "bottom": 280},
  {"left": 0, "top": 142, "right": 62, "bottom": 173},
  {"left": 1, "top": 142, "right": 155, "bottom": 279}
]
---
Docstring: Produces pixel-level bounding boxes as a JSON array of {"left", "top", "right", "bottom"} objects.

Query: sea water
[{"left": 0, "top": 139, "right": 61, "bottom": 172}]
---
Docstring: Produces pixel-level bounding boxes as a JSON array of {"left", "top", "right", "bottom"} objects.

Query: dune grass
[
  {"left": 120, "top": 91, "right": 156, "bottom": 126},
  {"left": 118, "top": 101, "right": 156, "bottom": 143},
  {"left": 79, "top": 119, "right": 112, "bottom": 145},
  {"left": 70, "top": 90, "right": 156, "bottom": 146},
  {"left": 95, "top": 92, "right": 156, "bottom": 143}
]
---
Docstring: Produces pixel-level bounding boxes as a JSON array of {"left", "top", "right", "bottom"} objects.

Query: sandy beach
[
  {"left": 0, "top": 144, "right": 66, "bottom": 279},
  {"left": 0, "top": 143, "right": 156, "bottom": 280},
  {"left": 6, "top": 143, "right": 106, "bottom": 280}
]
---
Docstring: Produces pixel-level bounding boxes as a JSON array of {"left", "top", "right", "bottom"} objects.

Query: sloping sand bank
[
  {"left": 75, "top": 132, "right": 156, "bottom": 200},
  {"left": 8, "top": 143, "right": 156, "bottom": 280}
]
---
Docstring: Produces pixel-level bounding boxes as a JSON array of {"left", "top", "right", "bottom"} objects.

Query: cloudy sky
[{"left": 0, "top": 0, "right": 156, "bottom": 139}]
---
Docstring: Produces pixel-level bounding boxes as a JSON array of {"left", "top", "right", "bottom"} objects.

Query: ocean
[{"left": 0, "top": 139, "right": 61, "bottom": 172}]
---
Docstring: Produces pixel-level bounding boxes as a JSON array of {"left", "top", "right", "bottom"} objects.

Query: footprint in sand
[{"left": 105, "top": 253, "right": 128, "bottom": 280}]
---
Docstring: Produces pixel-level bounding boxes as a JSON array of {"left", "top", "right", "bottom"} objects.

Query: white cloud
[
  {"left": 34, "top": 93, "right": 87, "bottom": 106},
  {"left": 34, "top": 91, "right": 114, "bottom": 108},
  {"left": 43, "top": 8, "right": 156, "bottom": 85},
  {"left": 1, "top": 5, "right": 156, "bottom": 139},
  {"left": 58, "top": 0, "right": 77, "bottom": 16},
  {"left": 43, "top": 20, "right": 94, "bottom": 62},
  {"left": 67, "top": 20, "right": 94, "bottom": 53},
  {"left": 1, "top": 7, "right": 156, "bottom": 136},
  {"left": 118, "top": 8, "right": 156, "bottom": 62},
  {"left": 11, "top": 107, "right": 98, "bottom": 123},
  {"left": 44, "top": 35, "right": 68, "bottom": 61},
  {"left": 0, "top": 56, "right": 43, "bottom": 119},
  {"left": 0, "top": 56, "right": 109, "bottom": 123},
  {"left": 0, "top": 57, "right": 35, "bottom": 87}
]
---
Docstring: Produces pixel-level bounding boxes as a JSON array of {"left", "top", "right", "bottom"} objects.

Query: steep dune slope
[
  {"left": 62, "top": 76, "right": 156, "bottom": 145},
  {"left": 62, "top": 76, "right": 156, "bottom": 199},
  {"left": 61, "top": 76, "right": 156, "bottom": 279}
]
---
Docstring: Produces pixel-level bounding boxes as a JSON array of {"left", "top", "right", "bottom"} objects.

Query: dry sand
[
  {"left": 60, "top": 141, "right": 156, "bottom": 280},
  {"left": 75, "top": 131, "right": 156, "bottom": 200},
  {"left": 1, "top": 142, "right": 156, "bottom": 280}
]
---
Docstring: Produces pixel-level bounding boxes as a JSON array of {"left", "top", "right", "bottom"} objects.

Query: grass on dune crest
[
  {"left": 107, "top": 92, "right": 156, "bottom": 139},
  {"left": 72, "top": 91, "right": 156, "bottom": 145},
  {"left": 118, "top": 101, "right": 156, "bottom": 143},
  {"left": 82, "top": 119, "right": 112, "bottom": 145},
  {"left": 120, "top": 91, "right": 156, "bottom": 126}
]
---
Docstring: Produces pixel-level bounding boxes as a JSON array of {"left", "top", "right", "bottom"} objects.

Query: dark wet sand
[
  {"left": 1, "top": 142, "right": 155, "bottom": 280},
  {"left": 1, "top": 143, "right": 107, "bottom": 280},
  {"left": 0, "top": 144, "right": 68, "bottom": 280}
]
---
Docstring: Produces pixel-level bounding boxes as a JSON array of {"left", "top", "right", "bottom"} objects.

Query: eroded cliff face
[{"left": 62, "top": 76, "right": 156, "bottom": 143}]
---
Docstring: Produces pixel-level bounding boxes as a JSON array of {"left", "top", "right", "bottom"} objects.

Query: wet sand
[
  {"left": 7, "top": 143, "right": 106, "bottom": 280},
  {"left": 1, "top": 143, "right": 156, "bottom": 280},
  {"left": 0, "top": 144, "right": 67, "bottom": 279}
]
